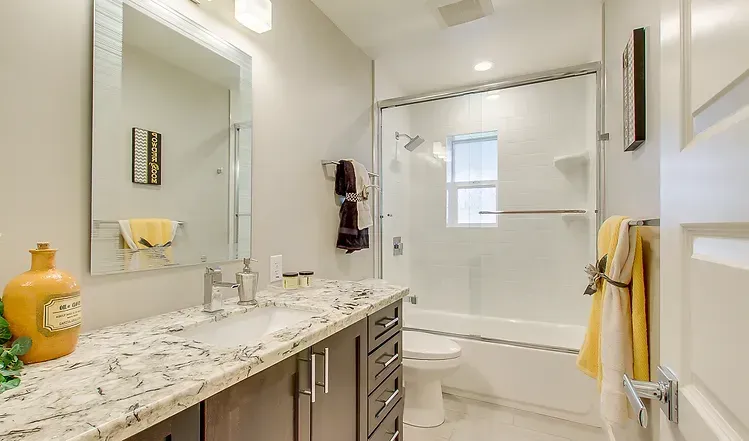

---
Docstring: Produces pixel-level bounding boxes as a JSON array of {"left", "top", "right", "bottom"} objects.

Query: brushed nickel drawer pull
[
  {"left": 386, "top": 430, "right": 400, "bottom": 441},
  {"left": 376, "top": 317, "right": 399, "bottom": 329},
  {"left": 375, "top": 353, "right": 399, "bottom": 373},
  {"left": 376, "top": 389, "right": 400, "bottom": 418},
  {"left": 299, "top": 351, "right": 317, "bottom": 403},
  {"left": 314, "top": 347, "right": 330, "bottom": 394}
]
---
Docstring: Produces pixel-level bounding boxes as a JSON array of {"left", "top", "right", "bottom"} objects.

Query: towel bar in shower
[{"left": 479, "top": 209, "right": 588, "bottom": 215}]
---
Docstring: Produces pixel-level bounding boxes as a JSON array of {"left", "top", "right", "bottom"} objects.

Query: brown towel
[{"left": 336, "top": 160, "right": 369, "bottom": 253}]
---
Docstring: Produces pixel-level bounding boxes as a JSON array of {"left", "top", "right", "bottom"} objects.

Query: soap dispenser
[{"left": 236, "top": 258, "right": 259, "bottom": 306}]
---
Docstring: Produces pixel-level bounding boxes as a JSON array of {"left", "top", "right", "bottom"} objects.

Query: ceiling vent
[{"left": 430, "top": 0, "right": 494, "bottom": 28}]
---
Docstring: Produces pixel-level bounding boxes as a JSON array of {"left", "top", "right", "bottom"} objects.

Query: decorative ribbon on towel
[
  {"left": 583, "top": 254, "right": 629, "bottom": 296},
  {"left": 138, "top": 238, "right": 172, "bottom": 249}
]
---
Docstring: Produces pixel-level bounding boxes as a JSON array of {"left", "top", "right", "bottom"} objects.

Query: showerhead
[{"left": 395, "top": 132, "right": 425, "bottom": 152}]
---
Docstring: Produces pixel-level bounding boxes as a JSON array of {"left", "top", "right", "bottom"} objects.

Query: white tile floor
[{"left": 404, "top": 394, "right": 607, "bottom": 441}]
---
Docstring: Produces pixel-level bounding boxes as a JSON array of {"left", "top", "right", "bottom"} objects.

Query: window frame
[{"left": 445, "top": 131, "right": 499, "bottom": 228}]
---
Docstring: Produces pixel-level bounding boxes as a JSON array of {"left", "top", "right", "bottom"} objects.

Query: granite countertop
[{"left": 0, "top": 279, "right": 408, "bottom": 441}]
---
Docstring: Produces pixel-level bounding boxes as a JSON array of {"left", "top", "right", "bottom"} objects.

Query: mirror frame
[{"left": 91, "top": 0, "right": 253, "bottom": 275}]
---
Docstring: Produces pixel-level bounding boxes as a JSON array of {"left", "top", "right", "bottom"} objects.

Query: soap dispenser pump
[{"left": 236, "top": 258, "right": 259, "bottom": 306}]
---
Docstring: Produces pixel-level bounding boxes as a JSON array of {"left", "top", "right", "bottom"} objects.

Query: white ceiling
[
  {"left": 310, "top": 0, "right": 603, "bottom": 95},
  {"left": 311, "top": 0, "right": 601, "bottom": 58}
]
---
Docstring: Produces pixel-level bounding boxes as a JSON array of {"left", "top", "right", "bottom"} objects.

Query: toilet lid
[{"left": 403, "top": 331, "right": 461, "bottom": 360}]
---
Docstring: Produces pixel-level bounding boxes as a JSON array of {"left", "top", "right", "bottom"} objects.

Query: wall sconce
[{"left": 235, "top": 0, "right": 272, "bottom": 33}]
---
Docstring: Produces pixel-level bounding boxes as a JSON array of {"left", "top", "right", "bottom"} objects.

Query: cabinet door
[
  {"left": 204, "top": 356, "right": 297, "bottom": 441},
  {"left": 304, "top": 319, "right": 368, "bottom": 441},
  {"left": 124, "top": 404, "right": 200, "bottom": 441}
]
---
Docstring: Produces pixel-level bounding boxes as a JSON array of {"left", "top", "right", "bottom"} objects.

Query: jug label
[{"left": 41, "top": 292, "right": 82, "bottom": 333}]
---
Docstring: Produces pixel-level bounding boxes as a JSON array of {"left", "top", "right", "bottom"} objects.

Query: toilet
[{"left": 402, "top": 330, "right": 462, "bottom": 428}]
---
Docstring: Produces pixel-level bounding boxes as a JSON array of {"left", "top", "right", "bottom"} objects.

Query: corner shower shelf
[
  {"left": 562, "top": 212, "right": 589, "bottom": 221},
  {"left": 553, "top": 152, "right": 589, "bottom": 169}
]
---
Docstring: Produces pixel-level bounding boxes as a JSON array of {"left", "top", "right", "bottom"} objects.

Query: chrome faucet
[{"left": 204, "top": 267, "right": 239, "bottom": 313}]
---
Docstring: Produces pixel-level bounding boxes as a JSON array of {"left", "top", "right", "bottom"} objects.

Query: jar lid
[
  {"left": 299, "top": 271, "right": 314, "bottom": 276},
  {"left": 283, "top": 272, "right": 299, "bottom": 277}
]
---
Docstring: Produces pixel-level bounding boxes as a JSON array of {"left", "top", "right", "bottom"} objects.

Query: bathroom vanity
[
  {"left": 128, "top": 300, "right": 404, "bottom": 441},
  {"left": 0, "top": 280, "right": 407, "bottom": 441}
]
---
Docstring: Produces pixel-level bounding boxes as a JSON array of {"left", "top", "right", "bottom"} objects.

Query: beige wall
[
  {"left": 0, "top": 0, "right": 374, "bottom": 330},
  {"left": 603, "top": 0, "right": 660, "bottom": 219}
]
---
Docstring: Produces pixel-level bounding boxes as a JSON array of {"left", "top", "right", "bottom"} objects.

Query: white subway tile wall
[{"left": 382, "top": 75, "right": 597, "bottom": 327}]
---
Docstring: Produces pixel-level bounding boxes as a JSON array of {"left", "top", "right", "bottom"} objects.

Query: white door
[{"left": 660, "top": 0, "right": 749, "bottom": 440}]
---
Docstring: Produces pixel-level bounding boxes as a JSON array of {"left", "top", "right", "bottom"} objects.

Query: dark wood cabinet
[
  {"left": 203, "top": 356, "right": 298, "bottom": 441},
  {"left": 307, "top": 319, "right": 368, "bottom": 441},
  {"left": 124, "top": 404, "right": 201, "bottom": 441}
]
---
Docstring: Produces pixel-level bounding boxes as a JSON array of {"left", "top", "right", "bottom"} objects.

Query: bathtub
[{"left": 404, "top": 307, "right": 603, "bottom": 427}]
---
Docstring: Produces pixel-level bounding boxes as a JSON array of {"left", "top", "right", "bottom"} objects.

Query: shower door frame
[{"left": 372, "top": 61, "right": 605, "bottom": 288}]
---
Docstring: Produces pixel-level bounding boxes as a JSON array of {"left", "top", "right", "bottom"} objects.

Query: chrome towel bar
[{"left": 479, "top": 209, "right": 587, "bottom": 215}]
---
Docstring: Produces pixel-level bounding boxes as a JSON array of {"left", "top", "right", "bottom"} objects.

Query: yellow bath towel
[
  {"left": 129, "top": 218, "right": 175, "bottom": 249},
  {"left": 577, "top": 216, "right": 649, "bottom": 388}
]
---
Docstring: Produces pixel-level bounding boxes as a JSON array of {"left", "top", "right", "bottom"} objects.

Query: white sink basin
[{"left": 176, "top": 307, "right": 318, "bottom": 348}]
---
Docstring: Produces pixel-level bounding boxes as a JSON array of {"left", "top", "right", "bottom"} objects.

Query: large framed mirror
[{"left": 91, "top": 0, "right": 252, "bottom": 275}]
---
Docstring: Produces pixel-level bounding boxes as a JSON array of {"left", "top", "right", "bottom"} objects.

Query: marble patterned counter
[{"left": 0, "top": 279, "right": 408, "bottom": 441}]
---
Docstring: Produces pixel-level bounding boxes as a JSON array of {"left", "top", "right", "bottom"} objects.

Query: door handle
[
  {"left": 622, "top": 366, "right": 679, "bottom": 428},
  {"left": 314, "top": 347, "right": 329, "bottom": 394},
  {"left": 623, "top": 373, "right": 649, "bottom": 428},
  {"left": 299, "top": 350, "right": 317, "bottom": 403},
  {"left": 376, "top": 389, "right": 400, "bottom": 418}
]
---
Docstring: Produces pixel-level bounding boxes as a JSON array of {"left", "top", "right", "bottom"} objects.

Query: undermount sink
[{"left": 176, "top": 307, "right": 318, "bottom": 348}]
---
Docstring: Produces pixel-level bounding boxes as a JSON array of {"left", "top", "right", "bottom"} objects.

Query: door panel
[
  {"left": 690, "top": 0, "right": 749, "bottom": 113},
  {"left": 204, "top": 357, "right": 297, "bottom": 441},
  {"left": 661, "top": 0, "right": 749, "bottom": 439},
  {"left": 124, "top": 404, "right": 200, "bottom": 441},
  {"left": 310, "top": 319, "right": 368, "bottom": 441}
]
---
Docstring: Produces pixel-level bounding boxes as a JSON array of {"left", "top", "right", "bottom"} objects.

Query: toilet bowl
[{"left": 402, "top": 330, "right": 462, "bottom": 428}]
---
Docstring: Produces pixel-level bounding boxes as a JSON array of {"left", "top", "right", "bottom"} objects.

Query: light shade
[{"left": 235, "top": 0, "right": 272, "bottom": 34}]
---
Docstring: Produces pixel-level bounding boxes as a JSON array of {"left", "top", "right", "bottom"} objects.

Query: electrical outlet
[{"left": 270, "top": 255, "right": 283, "bottom": 282}]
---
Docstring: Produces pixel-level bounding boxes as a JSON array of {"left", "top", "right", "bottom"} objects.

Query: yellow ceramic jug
[{"left": 2, "top": 242, "right": 81, "bottom": 363}]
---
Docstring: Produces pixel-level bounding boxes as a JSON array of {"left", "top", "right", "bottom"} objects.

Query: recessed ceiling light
[{"left": 474, "top": 61, "right": 493, "bottom": 72}]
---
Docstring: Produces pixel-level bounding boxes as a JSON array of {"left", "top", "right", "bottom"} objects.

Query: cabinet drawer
[
  {"left": 368, "top": 400, "right": 403, "bottom": 441},
  {"left": 368, "top": 332, "right": 401, "bottom": 394},
  {"left": 368, "top": 300, "right": 402, "bottom": 352},
  {"left": 368, "top": 366, "right": 403, "bottom": 435}
]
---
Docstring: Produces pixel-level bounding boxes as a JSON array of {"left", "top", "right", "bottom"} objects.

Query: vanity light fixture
[
  {"left": 474, "top": 61, "right": 493, "bottom": 72},
  {"left": 235, "top": 0, "right": 272, "bottom": 33}
]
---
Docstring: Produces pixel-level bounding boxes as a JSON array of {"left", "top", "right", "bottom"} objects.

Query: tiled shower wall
[{"left": 383, "top": 75, "right": 598, "bottom": 327}]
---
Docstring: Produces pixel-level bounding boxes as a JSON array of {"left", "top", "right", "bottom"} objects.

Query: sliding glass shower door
[{"left": 380, "top": 73, "right": 599, "bottom": 346}]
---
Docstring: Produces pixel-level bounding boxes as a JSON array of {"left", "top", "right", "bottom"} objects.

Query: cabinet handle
[
  {"left": 299, "top": 351, "right": 317, "bottom": 403},
  {"left": 376, "top": 389, "right": 399, "bottom": 418},
  {"left": 386, "top": 430, "right": 400, "bottom": 441},
  {"left": 314, "top": 347, "right": 329, "bottom": 394},
  {"left": 375, "top": 353, "right": 399, "bottom": 378},
  {"left": 376, "top": 317, "right": 399, "bottom": 329}
]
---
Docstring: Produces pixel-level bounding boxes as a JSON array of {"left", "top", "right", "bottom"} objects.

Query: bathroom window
[{"left": 446, "top": 131, "right": 498, "bottom": 227}]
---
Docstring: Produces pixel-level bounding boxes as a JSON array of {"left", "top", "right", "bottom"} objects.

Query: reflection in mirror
[{"left": 91, "top": 0, "right": 252, "bottom": 275}]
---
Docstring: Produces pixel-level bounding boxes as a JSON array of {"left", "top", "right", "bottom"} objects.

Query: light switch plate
[{"left": 270, "top": 255, "right": 283, "bottom": 282}]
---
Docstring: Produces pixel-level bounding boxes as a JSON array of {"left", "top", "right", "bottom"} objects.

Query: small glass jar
[
  {"left": 299, "top": 271, "right": 314, "bottom": 288},
  {"left": 282, "top": 272, "right": 299, "bottom": 289}
]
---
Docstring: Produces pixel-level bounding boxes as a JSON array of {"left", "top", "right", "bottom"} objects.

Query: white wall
[
  {"left": 603, "top": 0, "right": 660, "bottom": 219},
  {"left": 0, "top": 0, "right": 373, "bottom": 330},
  {"left": 382, "top": 75, "right": 598, "bottom": 327}
]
